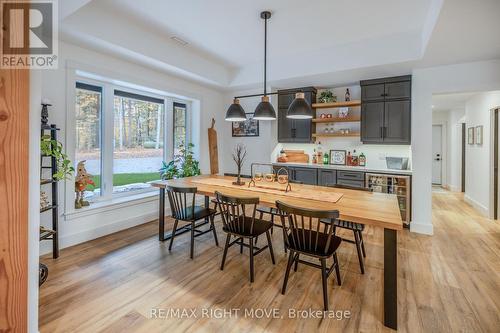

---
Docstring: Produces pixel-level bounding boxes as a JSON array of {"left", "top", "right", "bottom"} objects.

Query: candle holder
[{"left": 248, "top": 163, "right": 291, "bottom": 192}]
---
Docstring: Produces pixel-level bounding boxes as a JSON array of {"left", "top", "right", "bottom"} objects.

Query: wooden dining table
[{"left": 150, "top": 175, "right": 403, "bottom": 330}]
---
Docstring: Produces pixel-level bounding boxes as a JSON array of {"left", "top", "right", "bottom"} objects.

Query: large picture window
[
  {"left": 73, "top": 77, "right": 191, "bottom": 204},
  {"left": 113, "top": 90, "right": 165, "bottom": 194},
  {"left": 75, "top": 82, "right": 102, "bottom": 200}
]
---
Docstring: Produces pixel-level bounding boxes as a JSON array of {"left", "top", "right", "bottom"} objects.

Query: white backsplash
[{"left": 272, "top": 140, "right": 412, "bottom": 170}]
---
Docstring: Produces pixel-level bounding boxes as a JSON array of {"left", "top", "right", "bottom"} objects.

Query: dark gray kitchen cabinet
[
  {"left": 361, "top": 83, "right": 385, "bottom": 102},
  {"left": 318, "top": 169, "right": 337, "bottom": 187},
  {"left": 385, "top": 81, "right": 411, "bottom": 100},
  {"left": 360, "top": 75, "right": 411, "bottom": 145},
  {"left": 361, "top": 102, "right": 385, "bottom": 143},
  {"left": 337, "top": 170, "right": 365, "bottom": 188},
  {"left": 289, "top": 167, "right": 317, "bottom": 185},
  {"left": 384, "top": 100, "right": 411, "bottom": 143},
  {"left": 277, "top": 87, "right": 316, "bottom": 143}
]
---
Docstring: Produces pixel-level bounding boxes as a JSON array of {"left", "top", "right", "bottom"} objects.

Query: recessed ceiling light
[{"left": 171, "top": 36, "right": 188, "bottom": 46}]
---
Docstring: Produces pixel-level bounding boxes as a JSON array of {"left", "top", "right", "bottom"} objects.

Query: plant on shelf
[
  {"left": 317, "top": 90, "right": 337, "bottom": 103},
  {"left": 40, "top": 135, "right": 74, "bottom": 180},
  {"left": 159, "top": 143, "right": 201, "bottom": 180}
]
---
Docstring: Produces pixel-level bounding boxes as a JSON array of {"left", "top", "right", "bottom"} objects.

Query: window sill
[{"left": 65, "top": 190, "right": 159, "bottom": 221}]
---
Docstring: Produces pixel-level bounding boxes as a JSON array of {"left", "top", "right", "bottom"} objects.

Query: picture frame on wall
[
  {"left": 330, "top": 150, "right": 347, "bottom": 165},
  {"left": 232, "top": 113, "right": 259, "bottom": 137},
  {"left": 475, "top": 125, "right": 483, "bottom": 145},
  {"left": 468, "top": 127, "right": 475, "bottom": 145}
]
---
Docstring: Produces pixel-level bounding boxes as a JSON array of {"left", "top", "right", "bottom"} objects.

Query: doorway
[
  {"left": 432, "top": 125, "right": 443, "bottom": 185},
  {"left": 462, "top": 123, "right": 466, "bottom": 192},
  {"left": 493, "top": 108, "right": 498, "bottom": 219}
]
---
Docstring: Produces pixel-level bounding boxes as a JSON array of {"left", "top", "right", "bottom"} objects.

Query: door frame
[
  {"left": 432, "top": 124, "right": 444, "bottom": 185},
  {"left": 461, "top": 123, "right": 466, "bottom": 192},
  {"left": 490, "top": 108, "right": 500, "bottom": 219}
]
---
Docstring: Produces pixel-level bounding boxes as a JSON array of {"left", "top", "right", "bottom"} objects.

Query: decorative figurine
[
  {"left": 41, "top": 99, "right": 51, "bottom": 126},
  {"left": 75, "top": 161, "right": 95, "bottom": 209},
  {"left": 345, "top": 88, "right": 351, "bottom": 101}
]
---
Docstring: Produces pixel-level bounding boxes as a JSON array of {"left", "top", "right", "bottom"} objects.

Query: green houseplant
[
  {"left": 159, "top": 143, "right": 201, "bottom": 180},
  {"left": 40, "top": 135, "right": 74, "bottom": 180}
]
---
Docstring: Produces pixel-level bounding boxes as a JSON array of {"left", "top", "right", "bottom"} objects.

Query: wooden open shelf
[
  {"left": 312, "top": 100, "right": 361, "bottom": 108},
  {"left": 313, "top": 132, "right": 360, "bottom": 138},
  {"left": 312, "top": 116, "right": 360, "bottom": 123}
]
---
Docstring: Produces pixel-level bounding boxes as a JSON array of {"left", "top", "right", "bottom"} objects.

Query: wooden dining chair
[
  {"left": 322, "top": 183, "right": 371, "bottom": 274},
  {"left": 255, "top": 180, "right": 303, "bottom": 252},
  {"left": 166, "top": 186, "right": 218, "bottom": 259},
  {"left": 215, "top": 191, "right": 275, "bottom": 282},
  {"left": 276, "top": 200, "right": 342, "bottom": 311}
]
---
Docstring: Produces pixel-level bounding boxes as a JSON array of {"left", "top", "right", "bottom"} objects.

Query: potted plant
[
  {"left": 40, "top": 135, "right": 74, "bottom": 180},
  {"left": 159, "top": 143, "right": 201, "bottom": 180},
  {"left": 232, "top": 144, "right": 247, "bottom": 185}
]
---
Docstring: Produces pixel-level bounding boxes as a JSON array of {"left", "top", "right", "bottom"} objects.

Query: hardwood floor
[{"left": 39, "top": 191, "right": 500, "bottom": 332}]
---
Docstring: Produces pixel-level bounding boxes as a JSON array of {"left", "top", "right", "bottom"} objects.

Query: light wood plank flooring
[{"left": 39, "top": 191, "right": 500, "bottom": 332}]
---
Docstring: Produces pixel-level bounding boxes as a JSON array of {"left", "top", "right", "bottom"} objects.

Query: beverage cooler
[{"left": 365, "top": 173, "right": 411, "bottom": 226}]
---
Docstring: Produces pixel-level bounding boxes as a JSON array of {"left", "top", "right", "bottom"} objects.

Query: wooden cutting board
[
  {"left": 208, "top": 118, "right": 219, "bottom": 174},
  {"left": 284, "top": 150, "right": 309, "bottom": 163}
]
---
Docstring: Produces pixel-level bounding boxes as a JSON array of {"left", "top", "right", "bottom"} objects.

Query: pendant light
[
  {"left": 253, "top": 11, "right": 276, "bottom": 120},
  {"left": 224, "top": 98, "right": 246, "bottom": 121},
  {"left": 287, "top": 92, "right": 313, "bottom": 119}
]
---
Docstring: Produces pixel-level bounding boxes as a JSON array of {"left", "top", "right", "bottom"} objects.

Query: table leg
[
  {"left": 384, "top": 228, "right": 397, "bottom": 330},
  {"left": 204, "top": 195, "right": 210, "bottom": 222},
  {"left": 159, "top": 188, "right": 165, "bottom": 241}
]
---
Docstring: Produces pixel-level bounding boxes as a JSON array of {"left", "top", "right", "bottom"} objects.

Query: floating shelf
[
  {"left": 312, "top": 116, "right": 361, "bottom": 123},
  {"left": 313, "top": 132, "right": 360, "bottom": 138},
  {"left": 312, "top": 100, "right": 361, "bottom": 108}
]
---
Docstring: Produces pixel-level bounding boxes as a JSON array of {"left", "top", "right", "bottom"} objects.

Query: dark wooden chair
[
  {"left": 255, "top": 179, "right": 303, "bottom": 252},
  {"left": 276, "top": 200, "right": 342, "bottom": 311},
  {"left": 215, "top": 191, "right": 275, "bottom": 282},
  {"left": 166, "top": 186, "right": 218, "bottom": 259},
  {"left": 322, "top": 183, "right": 370, "bottom": 274}
]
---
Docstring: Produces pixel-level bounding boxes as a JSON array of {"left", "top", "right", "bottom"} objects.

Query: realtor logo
[{"left": 1, "top": 0, "right": 58, "bottom": 68}]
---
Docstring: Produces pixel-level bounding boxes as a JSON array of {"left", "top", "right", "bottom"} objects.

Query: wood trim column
[{"left": 0, "top": 68, "right": 30, "bottom": 331}]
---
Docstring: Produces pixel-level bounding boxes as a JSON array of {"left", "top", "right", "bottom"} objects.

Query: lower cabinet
[
  {"left": 337, "top": 170, "right": 365, "bottom": 188},
  {"left": 318, "top": 169, "right": 337, "bottom": 187},
  {"left": 289, "top": 167, "right": 318, "bottom": 185}
]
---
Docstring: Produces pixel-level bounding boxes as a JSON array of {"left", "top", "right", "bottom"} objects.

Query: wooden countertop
[{"left": 151, "top": 175, "right": 403, "bottom": 231}]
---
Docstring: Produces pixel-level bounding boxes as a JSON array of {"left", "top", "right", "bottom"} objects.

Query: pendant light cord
[{"left": 264, "top": 15, "right": 267, "bottom": 96}]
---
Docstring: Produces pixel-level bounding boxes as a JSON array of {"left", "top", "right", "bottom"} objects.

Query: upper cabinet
[
  {"left": 277, "top": 87, "right": 317, "bottom": 143},
  {"left": 360, "top": 75, "right": 411, "bottom": 145}
]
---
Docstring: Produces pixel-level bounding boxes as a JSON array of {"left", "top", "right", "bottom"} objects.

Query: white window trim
[{"left": 65, "top": 67, "right": 193, "bottom": 216}]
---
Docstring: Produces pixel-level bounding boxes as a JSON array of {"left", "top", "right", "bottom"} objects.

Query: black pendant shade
[
  {"left": 225, "top": 98, "right": 246, "bottom": 121},
  {"left": 253, "top": 95, "right": 276, "bottom": 120},
  {"left": 287, "top": 92, "right": 313, "bottom": 119}
]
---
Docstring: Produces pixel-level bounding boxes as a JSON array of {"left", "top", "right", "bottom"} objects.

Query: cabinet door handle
[
  {"left": 383, "top": 126, "right": 387, "bottom": 138},
  {"left": 380, "top": 127, "right": 383, "bottom": 138}
]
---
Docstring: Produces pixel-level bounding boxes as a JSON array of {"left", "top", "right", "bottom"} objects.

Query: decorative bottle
[
  {"left": 359, "top": 152, "right": 366, "bottom": 167},
  {"left": 345, "top": 88, "right": 351, "bottom": 101}
]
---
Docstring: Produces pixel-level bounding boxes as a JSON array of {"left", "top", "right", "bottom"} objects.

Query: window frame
[
  {"left": 66, "top": 73, "right": 192, "bottom": 213},
  {"left": 173, "top": 101, "right": 188, "bottom": 153}
]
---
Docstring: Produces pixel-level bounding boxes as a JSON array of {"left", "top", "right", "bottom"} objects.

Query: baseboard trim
[
  {"left": 464, "top": 195, "right": 489, "bottom": 217},
  {"left": 40, "top": 212, "right": 158, "bottom": 255},
  {"left": 410, "top": 221, "right": 434, "bottom": 235}
]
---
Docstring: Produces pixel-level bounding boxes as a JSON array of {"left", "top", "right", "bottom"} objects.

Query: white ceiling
[
  {"left": 59, "top": 0, "right": 500, "bottom": 90},
  {"left": 432, "top": 92, "right": 478, "bottom": 112}
]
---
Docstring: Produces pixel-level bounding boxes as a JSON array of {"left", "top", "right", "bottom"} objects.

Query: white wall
[
  {"left": 464, "top": 91, "right": 500, "bottom": 216},
  {"left": 39, "top": 41, "right": 225, "bottom": 254},
  {"left": 411, "top": 59, "right": 500, "bottom": 235}
]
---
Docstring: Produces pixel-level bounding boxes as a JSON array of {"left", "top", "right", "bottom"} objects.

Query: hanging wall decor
[
  {"left": 468, "top": 127, "right": 475, "bottom": 145},
  {"left": 232, "top": 113, "right": 259, "bottom": 137},
  {"left": 475, "top": 125, "right": 483, "bottom": 145}
]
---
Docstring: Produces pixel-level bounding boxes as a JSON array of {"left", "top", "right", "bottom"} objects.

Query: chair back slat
[
  {"left": 166, "top": 186, "right": 197, "bottom": 220},
  {"left": 276, "top": 200, "right": 339, "bottom": 255},
  {"left": 215, "top": 191, "right": 259, "bottom": 234}
]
